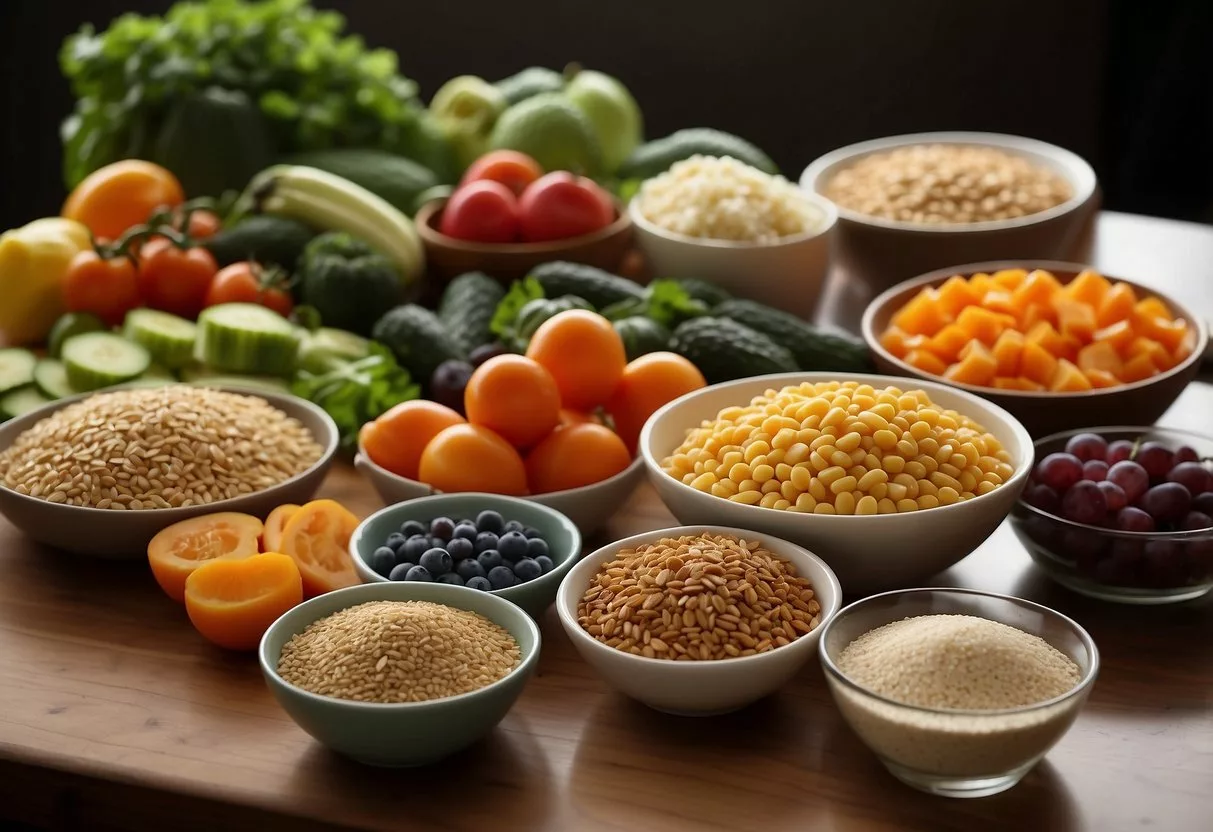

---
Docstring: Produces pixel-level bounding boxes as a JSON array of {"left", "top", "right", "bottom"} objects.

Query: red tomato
[
  {"left": 518, "top": 172, "right": 614, "bottom": 242},
  {"left": 204, "top": 262, "right": 295, "bottom": 317},
  {"left": 461, "top": 150, "right": 544, "bottom": 196},
  {"left": 137, "top": 238, "right": 219, "bottom": 319},
  {"left": 62, "top": 250, "right": 142, "bottom": 326},
  {"left": 439, "top": 181, "right": 520, "bottom": 244}
]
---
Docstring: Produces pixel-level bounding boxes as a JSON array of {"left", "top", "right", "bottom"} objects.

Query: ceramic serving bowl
[
  {"left": 819, "top": 588, "right": 1098, "bottom": 798},
  {"left": 861, "top": 262, "right": 1208, "bottom": 439},
  {"left": 349, "top": 492, "right": 582, "bottom": 618},
  {"left": 800, "top": 132, "right": 1099, "bottom": 290},
  {"left": 0, "top": 386, "right": 338, "bottom": 558},
  {"left": 415, "top": 197, "right": 634, "bottom": 283},
  {"left": 354, "top": 443, "right": 645, "bottom": 538},
  {"left": 259, "top": 581, "right": 541, "bottom": 767},
  {"left": 639, "top": 372, "right": 1035, "bottom": 595},
  {"left": 555, "top": 524, "right": 842, "bottom": 716},
  {"left": 628, "top": 191, "right": 837, "bottom": 321}
]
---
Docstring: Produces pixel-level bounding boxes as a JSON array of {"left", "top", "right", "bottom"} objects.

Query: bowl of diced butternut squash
[{"left": 862, "top": 262, "right": 1208, "bottom": 438}]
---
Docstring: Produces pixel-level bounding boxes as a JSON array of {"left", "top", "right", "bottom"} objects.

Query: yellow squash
[{"left": 0, "top": 217, "right": 92, "bottom": 346}]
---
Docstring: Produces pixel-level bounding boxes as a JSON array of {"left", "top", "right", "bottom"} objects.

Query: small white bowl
[
  {"left": 555, "top": 524, "right": 842, "bottom": 716},
  {"left": 639, "top": 372, "right": 1035, "bottom": 596},
  {"left": 628, "top": 192, "right": 837, "bottom": 320}
]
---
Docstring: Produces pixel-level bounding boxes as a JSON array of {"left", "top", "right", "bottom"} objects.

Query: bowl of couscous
[
  {"left": 800, "top": 132, "right": 1099, "bottom": 290},
  {"left": 629, "top": 156, "right": 838, "bottom": 320}
]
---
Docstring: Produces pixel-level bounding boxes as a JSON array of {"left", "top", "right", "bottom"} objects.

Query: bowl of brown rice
[
  {"left": 818, "top": 587, "right": 1098, "bottom": 799},
  {"left": 0, "top": 385, "right": 338, "bottom": 558},
  {"left": 258, "top": 580, "right": 541, "bottom": 767}
]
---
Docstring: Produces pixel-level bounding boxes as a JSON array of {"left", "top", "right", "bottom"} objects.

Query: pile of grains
[
  {"left": 0, "top": 386, "right": 324, "bottom": 510},
  {"left": 277, "top": 600, "right": 521, "bottom": 703},
  {"left": 662, "top": 380, "right": 1015, "bottom": 515},
  {"left": 824, "top": 144, "right": 1073, "bottom": 225},
  {"left": 636, "top": 155, "right": 827, "bottom": 243},
  {"left": 576, "top": 533, "right": 822, "bottom": 661}
]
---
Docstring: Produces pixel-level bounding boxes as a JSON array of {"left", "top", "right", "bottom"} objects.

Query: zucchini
[
  {"left": 713, "top": 298, "right": 874, "bottom": 373},
  {"left": 0, "top": 387, "right": 52, "bottom": 420},
  {"left": 47, "top": 313, "right": 106, "bottom": 359},
  {"left": 194, "top": 303, "right": 301, "bottom": 377},
  {"left": 203, "top": 215, "right": 316, "bottom": 270},
  {"left": 32, "top": 359, "right": 78, "bottom": 400},
  {"left": 438, "top": 272, "right": 507, "bottom": 355},
  {"left": 371, "top": 304, "right": 464, "bottom": 385},
  {"left": 61, "top": 333, "right": 151, "bottom": 392},
  {"left": 527, "top": 261, "right": 644, "bottom": 309},
  {"left": 669, "top": 317, "right": 798, "bottom": 385},
  {"left": 0, "top": 348, "right": 37, "bottom": 395},
  {"left": 123, "top": 309, "right": 198, "bottom": 369}
]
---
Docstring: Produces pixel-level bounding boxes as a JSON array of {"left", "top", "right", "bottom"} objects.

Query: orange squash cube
[
  {"left": 968, "top": 273, "right": 995, "bottom": 296},
  {"left": 956, "top": 306, "right": 1016, "bottom": 344},
  {"left": 1011, "top": 269, "right": 1063, "bottom": 311},
  {"left": 944, "top": 341, "right": 998, "bottom": 387},
  {"left": 981, "top": 290, "right": 1019, "bottom": 317},
  {"left": 880, "top": 326, "right": 914, "bottom": 358},
  {"left": 1050, "top": 358, "right": 1094, "bottom": 392},
  {"left": 890, "top": 289, "right": 951, "bottom": 336},
  {"left": 1054, "top": 297, "right": 1097, "bottom": 342},
  {"left": 1136, "top": 315, "right": 1188, "bottom": 355},
  {"left": 992, "top": 376, "right": 1045, "bottom": 392},
  {"left": 1127, "top": 336, "right": 1174, "bottom": 370},
  {"left": 1025, "top": 321, "right": 1080, "bottom": 362},
  {"left": 1093, "top": 319, "right": 1135, "bottom": 353},
  {"left": 1020, "top": 302, "right": 1057, "bottom": 332},
  {"left": 904, "top": 349, "right": 949, "bottom": 376},
  {"left": 1083, "top": 368, "right": 1121, "bottom": 389},
  {"left": 936, "top": 275, "right": 981, "bottom": 317},
  {"left": 1077, "top": 341, "right": 1124, "bottom": 378},
  {"left": 1134, "top": 296, "right": 1172, "bottom": 320},
  {"left": 1063, "top": 269, "right": 1112, "bottom": 308},
  {"left": 1021, "top": 340, "right": 1060, "bottom": 386},
  {"left": 991, "top": 329, "right": 1025, "bottom": 377},
  {"left": 1096, "top": 282, "right": 1138, "bottom": 327},
  {"left": 992, "top": 268, "right": 1029, "bottom": 290},
  {"left": 925, "top": 324, "right": 975, "bottom": 363},
  {"left": 1121, "top": 353, "right": 1160, "bottom": 383}
]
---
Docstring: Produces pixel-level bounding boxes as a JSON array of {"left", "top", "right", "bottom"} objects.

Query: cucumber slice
[
  {"left": 0, "top": 387, "right": 52, "bottom": 420},
  {"left": 0, "top": 349, "right": 37, "bottom": 396},
  {"left": 61, "top": 332, "right": 152, "bottom": 392},
  {"left": 32, "top": 359, "right": 79, "bottom": 400},
  {"left": 195, "top": 303, "right": 300, "bottom": 376},
  {"left": 142, "top": 363, "right": 177, "bottom": 381},
  {"left": 122, "top": 309, "right": 198, "bottom": 369},
  {"left": 296, "top": 327, "right": 371, "bottom": 375},
  {"left": 185, "top": 374, "right": 292, "bottom": 395},
  {"left": 48, "top": 313, "right": 106, "bottom": 359}
]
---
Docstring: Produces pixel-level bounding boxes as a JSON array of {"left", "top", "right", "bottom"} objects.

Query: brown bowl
[
  {"left": 415, "top": 198, "right": 634, "bottom": 283},
  {"left": 860, "top": 260, "right": 1209, "bottom": 439}
]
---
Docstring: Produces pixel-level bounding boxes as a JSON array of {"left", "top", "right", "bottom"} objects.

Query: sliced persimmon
[
  {"left": 184, "top": 553, "right": 303, "bottom": 651},
  {"left": 262, "top": 504, "right": 300, "bottom": 552},
  {"left": 279, "top": 500, "right": 361, "bottom": 598},
  {"left": 147, "top": 513, "right": 263, "bottom": 603}
]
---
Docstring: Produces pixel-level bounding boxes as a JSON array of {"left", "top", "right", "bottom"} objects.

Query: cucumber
[
  {"left": 203, "top": 215, "right": 316, "bottom": 270},
  {"left": 195, "top": 303, "right": 301, "bottom": 376},
  {"left": 48, "top": 313, "right": 106, "bottom": 359},
  {"left": 437, "top": 271, "right": 507, "bottom": 355},
  {"left": 0, "top": 348, "right": 37, "bottom": 395},
  {"left": 179, "top": 369, "right": 292, "bottom": 395},
  {"left": 142, "top": 363, "right": 177, "bottom": 380},
  {"left": 527, "top": 261, "right": 645, "bottom": 309},
  {"left": 61, "top": 332, "right": 152, "bottom": 391},
  {"left": 619, "top": 128, "right": 779, "bottom": 180},
  {"left": 295, "top": 328, "right": 371, "bottom": 375},
  {"left": 713, "top": 298, "right": 874, "bottom": 373},
  {"left": 32, "top": 359, "right": 79, "bottom": 400},
  {"left": 0, "top": 387, "right": 52, "bottom": 420},
  {"left": 122, "top": 309, "right": 198, "bottom": 370}
]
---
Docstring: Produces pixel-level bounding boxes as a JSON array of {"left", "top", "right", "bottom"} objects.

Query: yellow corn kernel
[
  {"left": 810, "top": 434, "right": 835, "bottom": 451},
  {"left": 917, "top": 478, "right": 939, "bottom": 497},
  {"left": 834, "top": 491, "right": 857, "bottom": 515},
  {"left": 896, "top": 498, "right": 919, "bottom": 512},
  {"left": 691, "top": 472, "right": 717, "bottom": 491},
  {"left": 809, "top": 478, "right": 828, "bottom": 501},
  {"left": 883, "top": 454, "right": 906, "bottom": 475},
  {"left": 780, "top": 480, "right": 800, "bottom": 502},
  {"left": 731, "top": 490, "right": 763, "bottom": 505},
  {"left": 836, "top": 431, "right": 863, "bottom": 453},
  {"left": 818, "top": 465, "right": 847, "bottom": 486},
  {"left": 930, "top": 471, "right": 963, "bottom": 492},
  {"left": 729, "top": 463, "right": 751, "bottom": 483},
  {"left": 896, "top": 438, "right": 919, "bottom": 457},
  {"left": 775, "top": 462, "right": 793, "bottom": 481},
  {"left": 752, "top": 464, "right": 775, "bottom": 483},
  {"left": 904, "top": 460, "right": 927, "bottom": 479},
  {"left": 790, "top": 464, "right": 813, "bottom": 492},
  {"left": 917, "top": 494, "right": 940, "bottom": 509},
  {"left": 743, "top": 441, "right": 771, "bottom": 463},
  {"left": 760, "top": 492, "right": 783, "bottom": 509},
  {"left": 873, "top": 429, "right": 899, "bottom": 450},
  {"left": 738, "top": 478, "right": 759, "bottom": 493},
  {"left": 937, "top": 486, "right": 961, "bottom": 505},
  {"left": 977, "top": 480, "right": 997, "bottom": 495},
  {"left": 877, "top": 497, "right": 898, "bottom": 514},
  {"left": 772, "top": 498, "right": 791, "bottom": 510},
  {"left": 908, "top": 420, "right": 932, "bottom": 441},
  {"left": 761, "top": 479, "right": 782, "bottom": 494},
  {"left": 830, "top": 475, "right": 858, "bottom": 495},
  {"left": 814, "top": 502, "right": 837, "bottom": 514},
  {"left": 857, "top": 468, "right": 889, "bottom": 491},
  {"left": 711, "top": 480, "right": 739, "bottom": 498},
  {"left": 867, "top": 481, "right": 889, "bottom": 500},
  {"left": 855, "top": 495, "right": 879, "bottom": 515}
]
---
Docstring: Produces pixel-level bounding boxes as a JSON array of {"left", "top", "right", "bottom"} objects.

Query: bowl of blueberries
[
  {"left": 1010, "top": 426, "right": 1213, "bottom": 604},
  {"left": 349, "top": 493, "right": 582, "bottom": 618}
]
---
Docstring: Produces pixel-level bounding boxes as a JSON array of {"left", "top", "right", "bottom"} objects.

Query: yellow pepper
[{"left": 0, "top": 217, "right": 92, "bottom": 346}]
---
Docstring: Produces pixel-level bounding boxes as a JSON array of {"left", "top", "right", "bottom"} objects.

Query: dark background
[{"left": 2, "top": 0, "right": 1211, "bottom": 232}]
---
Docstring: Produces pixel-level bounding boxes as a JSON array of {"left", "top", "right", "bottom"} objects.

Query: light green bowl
[
  {"left": 258, "top": 581, "right": 541, "bottom": 767},
  {"left": 349, "top": 493, "right": 582, "bottom": 618}
]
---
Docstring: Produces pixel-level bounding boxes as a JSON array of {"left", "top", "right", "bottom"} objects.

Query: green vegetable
[
  {"left": 283, "top": 149, "right": 439, "bottom": 216},
  {"left": 297, "top": 232, "right": 404, "bottom": 338},
  {"left": 203, "top": 215, "right": 316, "bottom": 270},
  {"left": 179, "top": 366, "right": 291, "bottom": 394},
  {"left": 61, "top": 332, "right": 152, "bottom": 391},
  {"left": 495, "top": 67, "right": 565, "bottom": 105},
  {"left": 517, "top": 296, "right": 595, "bottom": 344},
  {"left": 527, "top": 261, "right": 644, "bottom": 309},
  {"left": 491, "top": 285, "right": 594, "bottom": 353},
  {"left": 372, "top": 305, "right": 465, "bottom": 386},
  {"left": 712, "top": 298, "right": 874, "bottom": 373},
  {"left": 59, "top": 0, "right": 423, "bottom": 190},
  {"left": 438, "top": 272, "right": 507, "bottom": 355},
  {"left": 398, "top": 113, "right": 460, "bottom": 184},
  {"left": 33, "top": 360, "right": 79, "bottom": 400},
  {"left": 0, "top": 387, "right": 53, "bottom": 421},
  {"left": 619, "top": 128, "right": 778, "bottom": 180},
  {"left": 669, "top": 317, "right": 798, "bottom": 384},
  {"left": 195, "top": 302, "right": 300, "bottom": 376},
  {"left": 295, "top": 327, "right": 371, "bottom": 375},
  {"left": 490, "top": 277, "right": 546, "bottom": 342},
  {"left": 600, "top": 280, "right": 708, "bottom": 328},
  {"left": 292, "top": 344, "right": 420, "bottom": 450},
  {"left": 123, "top": 308, "right": 198, "bottom": 370},
  {"left": 48, "top": 312, "right": 106, "bottom": 359},
  {"left": 673, "top": 278, "right": 733, "bottom": 308},
  {"left": 0, "top": 348, "right": 38, "bottom": 396},
  {"left": 614, "top": 316, "right": 671, "bottom": 362}
]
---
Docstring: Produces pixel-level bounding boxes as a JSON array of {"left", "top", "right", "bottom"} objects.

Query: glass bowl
[
  {"left": 1010, "top": 426, "right": 1213, "bottom": 604},
  {"left": 819, "top": 588, "right": 1099, "bottom": 799}
]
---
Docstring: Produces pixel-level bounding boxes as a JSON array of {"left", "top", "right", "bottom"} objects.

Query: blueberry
[
  {"left": 477, "top": 549, "right": 503, "bottom": 571},
  {"left": 388, "top": 562, "right": 414, "bottom": 581},
  {"left": 474, "top": 531, "right": 500, "bottom": 554},
  {"left": 419, "top": 548, "right": 453, "bottom": 575},
  {"left": 504, "top": 519, "right": 525, "bottom": 533},
  {"left": 526, "top": 537, "right": 549, "bottom": 558},
  {"left": 476, "top": 510, "right": 505, "bottom": 534},
  {"left": 447, "top": 537, "right": 475, "bottom": 561},
  {"left": 405, "top": 564, "right": 433, "bottom": 582},
  {"left": 370, "top": 547, "right": 397, "bottom": 576},
  {"left": 429, "top": 517, "right": 455, "bottom": 539},
  {"left": 513, "top": 558, "right": 542, "bottom": 582},
  {"left": 400, "top": 520, "right": 427, "bottom": 538},
  {"left": 384, "top": 533, "right": 407, "bottom": 552},
  {"left": 466, "top": 576, "right": 493, "bottom": 592},
  {"left": 456, "top": 558, "right": 487, "bottom": 581},
  {"left": 429, "top": 537, "right": 448, "bottom": 551},
  {"left": 488, "top": 565, "right": 517, "bottom": 589},
  {"left": 452, "top": 522, "right": 479, "bottom": 541},
  {"left": 523, "top": 527, "right": 543, "bottom": 540},
  {"left": 498, "top": 531, "right": 529, "bottom": 562},
  {"left": 400, "top": 536, "right": 429, "bottom": 564},
  {"left": 535, "top": 555, "right": 554, "bottom": 574},
  {"left": 436, "top": 572, "right": 465, "bottom": 585}
]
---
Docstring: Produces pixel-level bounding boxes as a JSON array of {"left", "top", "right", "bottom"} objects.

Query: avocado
[
  {"left": 619, "top": 128, "right": 778, "bottom": 180},
  {"left": 372, "top": 304, "right": 465, "bottom": 385},
  {"left": 437, "top": 271, "right": 507, "bottom": 355},
  {"left": 670, "top": 317, "right": 798, "bottom": 384},
  {"left": 283, "top": 149, "right": 439, "bottom": 216},
  {"left": 204, "top": 215, "right": 316, "bottom": 270},
  {"left": 713, "top": 299, "right": 873, "bottom": 373},
  {"left": 495, "top": 67, "right": 565, "bottom": 105},
  {"left": 527, "top": 261, "right": 645, "bottom": 309}
]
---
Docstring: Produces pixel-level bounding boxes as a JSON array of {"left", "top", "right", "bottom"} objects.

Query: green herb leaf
[
  {"left": 601, "top": 280, "right": 707, "bottom": 327},
  {"left": 490, "top": 277, "right": 545, "bottom": 339}
]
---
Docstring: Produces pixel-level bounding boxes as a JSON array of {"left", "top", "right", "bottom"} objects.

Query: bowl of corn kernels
[
  {"left": 800, "top": 132, "right": 1099, "bottom": 290},
  {"left": 638, "top": 373, "right": 1034, "bottom": 595}
]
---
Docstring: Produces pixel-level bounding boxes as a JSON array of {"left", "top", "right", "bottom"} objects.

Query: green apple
[
  {"left": 564, "top": 68, "right": 643, "bottom": 175},
  {"left": 429, "top": 75, "right": 508, "bottom": 171}
]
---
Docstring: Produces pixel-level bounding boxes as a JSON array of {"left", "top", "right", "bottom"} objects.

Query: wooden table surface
[{"left": 2, "top": 211, "right": 1213, "bottom": 832}]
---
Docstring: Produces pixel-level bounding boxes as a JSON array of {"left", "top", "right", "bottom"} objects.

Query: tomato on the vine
[
  {"left": 62, "top": 250, "right": 142, "bottom": 327},
  {"left": 204, "top": 261, "right": 294, "bottom": 317},
  {"left": 174, "top": 208, "right": 221, "bottom": 240},
  {"left": 137, "top": 238, "right": 218, "bottom": 320}
]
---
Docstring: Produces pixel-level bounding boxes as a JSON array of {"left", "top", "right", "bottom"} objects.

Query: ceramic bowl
[
  {"left": 861, "top": 261, "right": 1208, "bottom": 438},
  {"left": 349, "top": 492, "right": 582, "bottom": 618},
  {"left": 415, "top": 197, "right": 634, "bottom": 283},
  {"left": 354, "top": 443, "right": 645, "bottom": 538},
  {"left": 555, "top": 524, "right": 842, "bottom": 715},
  {"left": 639, "top": 372, "right": 1034, "bottom": 595},
  {"left": 819, "top": 587, "right": 1098, "bottom": 798},
  {"left": 0, "top": 386, "right": 338, "bottom": 558},
  {"left": 800, "top": 132, "right": 1099, "bottom": 290},
  {"left": 628, "top": 191, "right": 837, "bottom": 320},
  {"left": 259, "top": 581, "right": 540, "bottom": 767}
]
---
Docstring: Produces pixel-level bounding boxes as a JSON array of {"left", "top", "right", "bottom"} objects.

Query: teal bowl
[
  {"left": 349, "top": 493, "right": 582, "bottom": 618},
  {"left": 258, "top": 581, "right": 541, "bottom": 767}
]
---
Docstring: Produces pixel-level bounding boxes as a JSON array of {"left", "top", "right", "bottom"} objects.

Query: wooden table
[{"left": 2, "top": 212, "right": 1213, "bottom": 832}]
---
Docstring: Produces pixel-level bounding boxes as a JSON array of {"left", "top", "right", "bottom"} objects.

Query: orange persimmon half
[
  {"left": 278, "top": 499, "right": 361, "bottom": 598},
  {"left": 261, "top": 504, "right": 300, "bottom": 552},
  {"left": 184, "top": 553, "right": 303, "bottom": 651},
  {"left": 147, "top": 512, "right": 264, "bottom": 603}
]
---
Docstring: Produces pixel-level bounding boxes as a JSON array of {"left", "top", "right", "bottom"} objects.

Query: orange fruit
[
  {"left": 146, "top": 512, "right": 263, "bottom": 603},
  {"left": 360, "top": 400, "right": 465, "bottom": 479},
  {"left": 62, "top": 160, "right": 185, "bottom": 241},
  {"left": 464, "top": 355, "right": 561, "bottom": 449},
  {"left": 525, "top": 422, "right": 632, "bottom": 493},
  {"left": 526, "top": 310, "right": 627, "bottom": 410},
  {"left": 184, "top": 553, "right": 303, "bottom": 651},
  {"left": 279, "top": 500, "right": 361, "bottom": 598},
  {"left": 606, "top": 352, "right": 706, "bottom": 453},
  {"left": 418, "top": 424, "right": 528, "bottom": 496},
  {"left": 261, "top": 504, "right": 300, "bottom": 552}
]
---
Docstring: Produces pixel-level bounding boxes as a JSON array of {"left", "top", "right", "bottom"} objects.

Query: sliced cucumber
[
  {"left": 122, "top": 309, "right": 198, "bottom": 369},
  {"left": 296, "top": 327, "right": 371, "bottom": 375},
  {"left": 48, "top": 313, "right": 106, "bottom": 359},
  {"left": 32, "top": 359, "right": 79, "bottom": 400},
  {"left": 0, "top": 349, "right": 37, "bottom": 396},
  {"left": 142, "top": 363, "right": 177, "bottom": 381},
  {"left": 0, "top": 387, "right": 52, "bottom": 420},
  {"left": 184, "top": 373, "right": 292, "bottom": 395},
  {"left": 195, "top": 303, "right": 300, "bottom": 377},
  {"left": 61, "top": 332, "right": 152, "bottom": 392}
]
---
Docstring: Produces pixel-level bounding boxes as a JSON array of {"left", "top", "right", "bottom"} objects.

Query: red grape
[
  {"left": 1035, "top": 452, "right": 1084, "bottom": 492},
  {"left": 1062, "top": 528, "right": 1106, "bottom": 559},
  {"left": 1096, "top": 480, "right": 1127, "bottom": 512},
  {"left": 1082, "top": 459, "right": 1108, "bottom": 482},
  {"left": 1167, "top": 461, "right": 1211, "bottom": 495},
  {"left": 1065, "top": 432, "right": 1108, "bottom": 462},
  {"left": 1061, "top": 480, "right": 1107, "bottom": 525},
  {"left": 1140, "top": 482, "right": 1191, "bottom": 522},
  {"left": 1108, "top": 460, "right": 1150, "bottom": 503},
  {"left": 1142, "top": 540, "right": 1185, "bottom": 588},
  {"left": 1024, "top": 483, "right": 1061, "bottom": 514},
  {"left": 1100, "top": 540, "right": 1144, "bottom": 585},
  {"left": 1180, "top": 511, "right": 1213, "bottom": 531},
  {"left": 1105, "top": 439, "right": 1136, "bottom": 465},
  {"left": 1136, "top": 441, "right": 1174, "bottom": 480},
  {"left": 1188, "top": 539, "right": 1213, "bottom": 580},
  {"left": 1174, "top": 445, "right": 1199, "bottom": 464},
  {"left": 1193, "top": 492, "right": 1213, "bottom": 517},
  {"left": 1116, "top": 506, "right": 1156, "bottom": 532}
]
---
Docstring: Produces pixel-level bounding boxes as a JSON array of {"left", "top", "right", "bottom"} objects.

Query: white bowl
[
  {"left": 639, "top": 373, "right": 1035, "bottom": 596},
  {"left": 628, "top": 192, "right": 837, "bottom": 320},
  {"left": 555, "top": 524, "right": 842, "bottom": 716}
]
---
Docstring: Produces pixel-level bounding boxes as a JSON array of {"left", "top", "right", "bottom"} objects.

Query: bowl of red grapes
[{"left": 1011, "top": 426, "right": 1213, "bottom": 603}]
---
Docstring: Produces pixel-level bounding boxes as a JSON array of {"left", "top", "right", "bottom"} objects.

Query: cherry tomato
[
  {"left": 517, "top": 172, "right": 614, "bottom": 242},
  {"left": 204, "top": 262, "right": 295, "bottom": 317},
  {"left": 62, "top": 160, "right": 184, "bottom": 241},
  {"left": 526, "top": 310, "right": 627, "bottom": 410},
  {"left": 136, "top": 238, "right": 218, "bottom": 319},
  {"left": 606, "top": 352, "right": 706, "bottom": 453},
  {"left": 525, "top": 422, "right": 632, "bottom": 493},
  {"left": 460, "top": 150, "right": 544, "bottom": 196},
  {"left": 359, "top": 400, "right": 465, "bottom": 480},
  {"left": 174, "top": 207, "right": 222, "bottom": 240},
  {"left": 439, "top": 181, "right": 520, "bottom": 243},
  {"left": 464, "top": 355, "right": 561, "bottom": 449},
  {"left": 62, "top": 250, "right": 142, "bottom": 327},
  {"left": 418, "top": 424, "right": 528, "bottom": 496}
]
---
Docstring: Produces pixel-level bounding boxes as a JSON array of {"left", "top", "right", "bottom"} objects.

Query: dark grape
[
  {"left": 1193, "top": 492, "right": 1213, "bottom": 517},
  {"left": 1098, "top": 540, "right": 1142, "bottom": 585},
  {"left": 1024, "top": 483, "right": 1061, "bottom": 514},
  {"left": 1065, "top": 432, "right": 1108, "bottom": 462},
  {"left": 1141, "top": 482, "right": 1191, "bottom": 522},
  {"left": 429, "top": 360, "right": 475, "bottom": 416},
  {"left": 1035, "top": 453, "right": 1084, "bottom": 492},
  {"left": 1179, "top": 511, "right": 1213, "bottom": 531},
  {"left": 1168, "top": 462, "right": 1211, "bottom": 495},
  {"left": 1108, "top": 460, "right": 1149, "bottom": 503},
  {"left": 1082, "top": 460, "right": 1108, "bottom": 483},
  {"left": 1142, "top": 540, "right": 1185, "bottom": 588},
  {"left": 1116, "top": 506, "right": 1155, "bottom": 532},
  {"left": 1105, "top": 439, "right": 1135, "bottom": 465},
  {"left": 1187, "top": 539, "right": 1213, "bottom": 580},
  {"left": 469, "top": 342, "right": 510, "bottom": 367},
  {"left": 1174, "top": 445, "right": 1199, "bottom": 464},
  {"left": 1136, "top": 441, "right": 1174, "bottom": 480},
  {"left": 1061, "top": 528, "right": 1106, "bottom": 560},
  {"left": 1095, "top": 480, "right": 1127, "bottom": 512},
  {"left": 1061, "top": 480, "right": 1106, "bottom": 525},
  {"left": 1022, "top": 514, "right": 1059, "bottom": 546}
]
